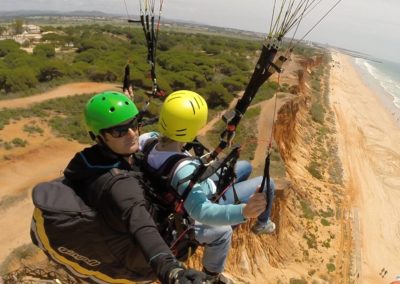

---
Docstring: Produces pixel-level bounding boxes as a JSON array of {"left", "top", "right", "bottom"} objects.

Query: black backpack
[
  {"left": 30, "top": 175, "right": 154, "bottom": 283},
  {"left": 30, "top": 165, "right": 200, "bottom": 284}
]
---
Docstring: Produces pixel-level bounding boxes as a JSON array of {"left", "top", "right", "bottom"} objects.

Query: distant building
[
  {"left": 0, "top": 24, "right": 42, "bottom": 46},
  {"left": 23, "top": 24, "right": 41, "bottom": 34}
]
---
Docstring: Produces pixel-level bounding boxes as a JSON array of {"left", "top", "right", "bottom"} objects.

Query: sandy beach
[{"left": 330, "top": 52, "right": 400, "bottom": 283}]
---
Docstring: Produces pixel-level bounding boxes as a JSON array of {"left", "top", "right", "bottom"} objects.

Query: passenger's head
[
  {"left": 85, "top": 91, "right": 140, "bottom": 155},
  {"left": 158, "top": 90, "right": 208, "bottom": 143}
]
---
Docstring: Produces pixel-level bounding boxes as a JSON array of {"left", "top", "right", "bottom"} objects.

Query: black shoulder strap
[
  {"left": 140, "top": 138, "right": 198, "bottom": 205},
  {"left": 142, "top": 137, "right": 159, "bottom": 157},
  {"left": 141, "top": 137, "right": 191, "bottom": 180}
]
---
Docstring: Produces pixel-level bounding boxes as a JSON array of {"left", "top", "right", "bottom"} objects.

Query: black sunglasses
[{"left": 102, "top": 117, "right": 139, "bottom": 138}]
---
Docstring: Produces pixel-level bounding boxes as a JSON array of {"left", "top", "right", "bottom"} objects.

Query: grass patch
[
  {"left": 0, "top": 94, "right": 94, "bottom": 144},
  {"left": 0, "top": 193, "right": 27, "bottom": 211},
  {"left": 303, "top": 232, "right": 317, "bottom": 249},
  {"left": 319, "top": 207, "right": 334, "bottom": 218},
  {"left": 322, "top": 239, "right": 331, "bottom": 248},
  {"left": 321, "top": 218, "right": 330, "bottom": 226},
  {"left": 234, "top": 106, "right": 260, "bottom": 160},
  {"left": 328, "top": 155, "right": 343, "bottom": 185},
  {"left": 203, "top": 105, "right": 260, "bottom": 161},
  {"left": 3, "top": 142, "right": 13, "bottom": 150},
  {"left": 11, "top": 138, "right": 28, "bottom": 147},
  {"left": 306, "top": 160, "right": 322, "bottom": 180},
  {"left": 290, "top": 278, "right": 308, "bottom": 284},
  {"left": 23, "top": 123, "right": 44, "bottom": 135},
  {"left": 251, "top": 81, "right": 280, "bottom": 104},
  {"left": 270, "top": 146, "right": 286, "bottom": 178},
  {"left": 0, "top": 244, "right": 39, "bottom": 275},
  {"left": 1, "top": 138, "right": 28, "bottom": 149},
  {"left": 300, "top": 200, "right": 315, "bottom": 219},
  {"left": 308, "top": 269, "right": 316, "bottom": 276},
  {"left": 310, "top": 101, "right": 325, "bottom": 124}
]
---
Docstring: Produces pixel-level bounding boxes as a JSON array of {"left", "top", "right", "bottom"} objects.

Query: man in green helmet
[{"left": 62, "top": 91, "right": 206, "bottom": 284}]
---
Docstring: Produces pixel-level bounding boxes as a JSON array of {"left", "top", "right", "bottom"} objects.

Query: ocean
[{"left": 354, "top": 58, "right": 400, "bottom": 113}]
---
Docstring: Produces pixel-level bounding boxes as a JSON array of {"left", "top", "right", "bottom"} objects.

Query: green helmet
[{"left": 84, "top": 91, "right": 139, "bottom": 136}]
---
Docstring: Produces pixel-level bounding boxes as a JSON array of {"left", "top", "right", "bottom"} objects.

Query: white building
[{"left": 23, "top": 24, "right": 41, "bottom": 34}]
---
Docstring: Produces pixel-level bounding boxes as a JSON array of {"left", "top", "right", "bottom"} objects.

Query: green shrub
[
  {"left": 300, "top": 200, "right": 315, "bottom": 219},
  {"left": 306, "top": 161, "right": 322, "bottom": 179},
  {"left": 0, "top": 39, "right": 20, "bottom": 57},
  {"left": 3, "top": 67, "right": 38, "bottom": 92},
  {"left": 310, "top": 101, "right": 325, "bottom": 124},
  {"left": 319, "top": 207, "right": 334, "bottom": 218},
  {"left": 23, "top": 124, "right": 44, "bottom": 135},
  {"left": 322, "top": 239, "right": 331, "bottom": 248},
  {"left": 33, "top": 43, "right": 56, "bottom": 58},
  {"left": 303, "top": 232, "right": 317, "bottom": 249},
  {"left": 308, "top": 269, "right": 316, "bottom": 276},
  {"left": 0, "top": 244, "right": 40, "bottom": 275},
  {"left": 200, "top": 83, "right": 231, "bottom": 109},
  {"left": 4, "top": 142, "right": 12, "bottom": 150},
  {"left": 321, "top": 218, "right": 330, "bottom": 226},
  {"left": 11, "top": 137, "right": 28, "bottom": 147},
  {"left": 37, "top": 61, "right": 66, "bottom": 82},
  {"left": 289, "top": 278, "right": 308, "bottom": 284},
  {"left": 326, "top": 262, "right": 336, "bottom": 272}
]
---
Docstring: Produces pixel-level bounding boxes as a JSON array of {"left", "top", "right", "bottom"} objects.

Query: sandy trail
[
  {"left": 251, "top": 95, "right": 293, "bottom": 170},
  {"left": 198, "top": 91, "right": 292, "bottom": 171},
  {"left": 330, "top": 52, "right": 400, "bottom": 283},
  {"left": 198, "top": 97, "right": 239, "bottom": 137},
  {"left": 0, "top": 82, "right": 119, "bottom": 109}
]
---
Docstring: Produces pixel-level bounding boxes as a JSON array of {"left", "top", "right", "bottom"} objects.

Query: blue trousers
[{"left": 195, "top": 160, "right": 275, "bottom": 273}]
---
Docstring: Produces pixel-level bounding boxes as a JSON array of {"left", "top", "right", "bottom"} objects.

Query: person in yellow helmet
[{"left": 139, "top": 90, "right": 276, "bottom": 284}]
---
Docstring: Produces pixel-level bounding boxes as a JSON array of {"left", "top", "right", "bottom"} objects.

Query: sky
[{"left": 1, "top": 0, "right": 400, "bottom": 63}]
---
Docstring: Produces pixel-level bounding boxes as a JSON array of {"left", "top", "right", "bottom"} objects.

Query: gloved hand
[{"left": 169, "top": 267, "right": 207, "bottom": 284}]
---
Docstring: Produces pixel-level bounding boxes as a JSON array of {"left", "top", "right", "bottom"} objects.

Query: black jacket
[{"left": 64, "top": 144, "right": 180, "bottom": 283}]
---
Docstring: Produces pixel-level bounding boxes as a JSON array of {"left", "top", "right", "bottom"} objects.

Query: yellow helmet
[{"left": 158, "top": 90, "right": 208, "bottom": 142}]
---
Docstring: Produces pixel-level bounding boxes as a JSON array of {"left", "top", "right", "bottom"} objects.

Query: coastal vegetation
[
  {"left": 305, "top": 54, "right": 343, "bottom": 185},
  {"left": 0, "top": 22, "right": 316, "bottom": 100},
  {"left": 0, "top": 21, "right": 318, "bottom": 172},
  {"left": 0, "top": 23, "right": 260, "bottom": 99}
]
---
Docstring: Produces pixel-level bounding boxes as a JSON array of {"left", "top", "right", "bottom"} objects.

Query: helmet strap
[{"left": 88, "top": 131, "right": 96, "bottom": 141}]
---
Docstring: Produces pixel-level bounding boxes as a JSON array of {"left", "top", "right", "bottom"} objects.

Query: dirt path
[
  {"left": 330, "top": 53, "right": 400, "bottom": 283},
  {"left": 251, "top": 95, "right": 293, "bottom": 170},
  {"left": 0, "top": 82, "right": 119, "bottom": 109},
  {"left": 198, "top": 97, "right": 239, "bottom": 137},
  {"left": 198, "top": 91, "right": 292, "bottom": 172}
]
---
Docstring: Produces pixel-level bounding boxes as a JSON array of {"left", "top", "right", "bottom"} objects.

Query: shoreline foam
[{"left": 351, "top": 57, "right": 400, "bottom": 126}]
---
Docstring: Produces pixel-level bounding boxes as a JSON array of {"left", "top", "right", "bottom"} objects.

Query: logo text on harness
[{"left": 58, "top": 247, "right": 101, "bottom": 266}]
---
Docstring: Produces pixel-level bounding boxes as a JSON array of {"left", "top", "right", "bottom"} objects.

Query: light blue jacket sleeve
[{"left": 171, "top": 161, "right": 246, "bottom": 226}]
